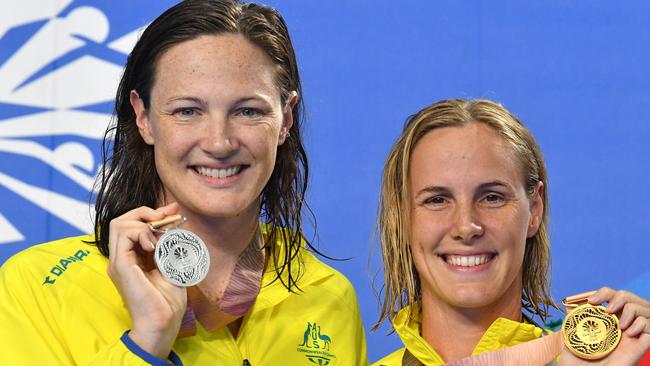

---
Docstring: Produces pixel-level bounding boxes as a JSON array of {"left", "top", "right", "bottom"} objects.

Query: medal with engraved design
[
  {"left": 562, "top": 291, "right": 621, "bottom": 360},
  {"left": 148, "top": 215, "right": 210, "bottom": 287}
]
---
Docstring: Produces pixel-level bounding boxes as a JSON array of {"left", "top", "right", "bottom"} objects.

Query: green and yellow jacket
[{"left": 0, "top": 232, "right": 368, "bottom": 365}]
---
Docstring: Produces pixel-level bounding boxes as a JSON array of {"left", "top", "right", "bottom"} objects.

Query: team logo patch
[{"left": 297, "top": 321, "right": 336, "bottom": 365}]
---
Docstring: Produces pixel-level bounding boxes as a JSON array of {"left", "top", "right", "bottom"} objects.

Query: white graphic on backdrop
[
  {"left": 0, "top": 213, "right": 24, "bottom": 243},
  {"left": 0, "top": 0, "right": 73, "bottom": 40},
  {"left": 0, "top": 3, "right": 142, "bottom": 244}
]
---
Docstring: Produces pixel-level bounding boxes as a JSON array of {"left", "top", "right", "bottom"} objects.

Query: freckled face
[
  {"left": 131, "top": 34, "right": 293, "bottom": 220},
  {"left": 408, "top": 123, "right": 543, "bottom": 310}
]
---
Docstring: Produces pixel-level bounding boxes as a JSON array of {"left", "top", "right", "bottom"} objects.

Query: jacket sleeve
[
  {"left": 0, "top": 256, "right": 181, "bottom": 366},
  {"left": 88, "top": 333, "right": 182, "bottom": 366}
]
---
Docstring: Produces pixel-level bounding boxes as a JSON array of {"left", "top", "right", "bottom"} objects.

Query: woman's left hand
[{"left": 559, "top": 287, "right": 650, "bottom": 365}]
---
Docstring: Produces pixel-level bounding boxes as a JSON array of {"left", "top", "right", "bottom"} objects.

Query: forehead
[
  {"left": 408, "top": 123, "right": 525, "bottom": 189},
  {"left": 151, "top": 33, "right": 278, "bottom": 100}
]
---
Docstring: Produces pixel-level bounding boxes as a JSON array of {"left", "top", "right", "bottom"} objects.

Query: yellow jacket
[
  {"left": 0, "top": 234, "right": 368, "bottom": 365},
  {"left": 373, "top": 303, "right": 544, "bottom": 366}
]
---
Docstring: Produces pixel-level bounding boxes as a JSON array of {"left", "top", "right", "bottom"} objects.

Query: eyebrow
[
  {"left": 232, "top": 95, "right": 273, "bottom": 107},
  {"left": 476, "top": 180, "right": 513, "bottom": 191},
  {"left": 415, "top": 180, "right": 513, "bottom": 198},
  {"left": 165, "top": 96, "right": 208, "bottom": 106},
  {"left": 415, "top": 185, "right": 450, "bottom": 199},
  {"left": 164, "top": 95, "right": 274, "bottom": 108}
]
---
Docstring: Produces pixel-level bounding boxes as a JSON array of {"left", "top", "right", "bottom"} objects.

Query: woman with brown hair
[
  {"left": 0, "top": 1, "right": 367, "bottom": 365},
  {"left": 373, "top": 99, "right": 649, "bottom": 365}
]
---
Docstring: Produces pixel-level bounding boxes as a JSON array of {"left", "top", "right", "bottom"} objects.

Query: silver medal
[{"left": 154, "top": 229, "right": 210, "bottom": 287}]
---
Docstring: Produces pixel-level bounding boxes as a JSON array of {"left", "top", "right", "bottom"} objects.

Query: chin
[
  {"left": 200, "top": 198, "right": 260, "bottom": 218},
  {"left": 441, "top": 285, "right": 499, "bottom": 309},
  {"left": 449, "top": 295, "right": 494, "bottom": 309},
  {"left": 195, "top": 205, "right": 250, "bottom": 219}
]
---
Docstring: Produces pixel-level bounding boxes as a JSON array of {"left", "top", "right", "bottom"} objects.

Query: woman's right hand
[{"left": 107, "top": 202, "right": 187, "bottom": 359}]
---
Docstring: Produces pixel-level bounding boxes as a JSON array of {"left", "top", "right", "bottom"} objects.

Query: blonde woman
[{"left": 373, "top": 99, "right": 650, "bottom": 365}]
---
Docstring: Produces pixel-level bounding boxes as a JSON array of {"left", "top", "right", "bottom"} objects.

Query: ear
[
  {"left": 130, "top": 90, "right": 154, "bottom": 145},
  {"left": 526, "top": 181, "right": 544, "bottom": 238},
  {"left": 278, "top": 90, "right": 298, "bottom": 145}
]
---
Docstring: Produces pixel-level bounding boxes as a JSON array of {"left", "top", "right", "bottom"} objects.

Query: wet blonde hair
[{"left": 375, "top": 99, "right": 557, "bottom": 329}]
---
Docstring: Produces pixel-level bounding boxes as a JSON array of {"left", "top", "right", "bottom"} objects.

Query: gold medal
[{"left": 562, "top": 291, "right": 621, "bottom": 360}]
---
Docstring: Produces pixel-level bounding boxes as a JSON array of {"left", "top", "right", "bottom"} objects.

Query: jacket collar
[{"left": 393, "top": 302, "right": 544, "bottom": 364}]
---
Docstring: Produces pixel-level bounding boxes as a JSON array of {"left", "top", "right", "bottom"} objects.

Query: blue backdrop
[{"left": 1, "top": 1, "right": 649, "bottom": 362}]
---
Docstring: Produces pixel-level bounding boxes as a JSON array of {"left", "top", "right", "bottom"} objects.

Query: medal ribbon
[
  {"left": 440, "top": 332, "right": 562, "bottom": 366},
  {"left": 179, "top": 224, "right": 266, "bottom": 336},
  {"left": 148, "top": 215, "right": 266, "bottom": 337}
]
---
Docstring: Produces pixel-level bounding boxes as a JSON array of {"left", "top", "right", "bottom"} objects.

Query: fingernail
[{"left": 150, "top": 241, "right": 156, "bottom": 250}]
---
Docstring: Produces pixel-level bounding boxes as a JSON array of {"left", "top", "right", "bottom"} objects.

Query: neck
[
  {"left": 179, "top": 203, "right": 260, "bottom": 256},
  {"left": 420, "top": 287, "right": 522, "bottom": 362},
  {"left": 170, "top": 201, "right": 261, "bottom": 299}
]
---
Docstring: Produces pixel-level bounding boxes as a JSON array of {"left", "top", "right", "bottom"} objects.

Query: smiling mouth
[
  {"left": 194, "top": 165, "right": 246, "bottom": 179},
  {"left": 441, "top": 254, "right": 496, "bottom": 268}
]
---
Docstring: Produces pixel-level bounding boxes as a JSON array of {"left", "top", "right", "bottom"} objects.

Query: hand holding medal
[
  {"left": 559, "top": 287, "right": 650, "bottom": 365},
  {"left": 106, "top": 203, "right": 188, "bottom": 359}
]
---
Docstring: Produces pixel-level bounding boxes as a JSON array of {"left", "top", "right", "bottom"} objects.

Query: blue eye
[
  {"left": 240, "top": 108, "right": 258, "bottom": 117},
  {"left": 173, "top": 108, "right": 197, "bottom": 117},
  {"left": 179, "top": 108, "right": 195, "bottom": 116}
]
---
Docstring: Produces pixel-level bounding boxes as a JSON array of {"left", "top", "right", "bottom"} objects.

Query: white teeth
[
  {"left": 445, "top": 255, "right": 491, "bottom": 267},
  {"left": 196, "top": 166, "right": 241, "bottom": 178}
]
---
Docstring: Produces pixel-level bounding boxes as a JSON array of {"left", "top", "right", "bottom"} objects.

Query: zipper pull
[{"left": 243, "top": 360, "right": 251, "bottom": 366}]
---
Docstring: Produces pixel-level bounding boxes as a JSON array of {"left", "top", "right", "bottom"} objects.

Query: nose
[
  {"left": 451, "top": 203, "right": 484, "bottom": 243},
  {"left": 199, "top": 114, "right": 238, "bottom": 158}
]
